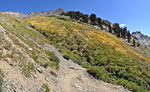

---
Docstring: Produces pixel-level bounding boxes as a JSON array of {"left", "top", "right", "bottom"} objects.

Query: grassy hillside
[{"left": 25, "top": 16, "right": 150, "bottom": 92}]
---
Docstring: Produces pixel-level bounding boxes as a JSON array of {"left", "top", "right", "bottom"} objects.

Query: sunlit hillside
[
  {"left": 0, "top": 13, "right": 60, "bottom": 75},
  {"left": 25, "top": 16, "right": 150, "bottom": 92}
]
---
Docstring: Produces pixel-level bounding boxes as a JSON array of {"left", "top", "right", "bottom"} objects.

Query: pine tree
[
  {"left": 82, "top": 14, "right": 89, "bottom": 23},
  {"left": 90, "top": 14, "right": 96, "bottom": 25},
  {"left": 127, "top": 31, "right": 131, "bottom": 43},
  {"left": 133, "top": 39, "right": 136, "bottom": 47},
  {"left": 117, "top": 29, "right": 121, "bottom": 37},
  {"left": 113, "top": 23, "right": 120, "bottom": 36},
  {"left": 121, "top": 28, "right": 124, "bottom": 38},
  {"left": 68, "top": 11, "right": 74, "bottom": 19},
  {"left": 137, "top": 43, "right": 140, "bottom": 47},
  {"left": 61, "top": 12, "right": 66, "bottom": 15},
  {"left": 97, "top": 17, "right": 102, "bottom": 25},
  {"left": 97, "top": 17, "right": 103, "bottom": 30},
  {"left": 75, "top": 11, "right": 83, "bottom": 20},
  {"left": 122, "top": 27, "right": 127, "bottom": 39},
  {"left": 108, "top": 23, "right": 112, "bottom": 33}
]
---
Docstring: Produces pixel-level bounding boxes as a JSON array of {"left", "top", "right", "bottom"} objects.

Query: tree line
[{"left": 61, "top": 11, "right": 140, "bottom": 47}]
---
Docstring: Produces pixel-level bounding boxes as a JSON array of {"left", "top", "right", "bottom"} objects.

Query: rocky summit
[{"left": 132, "top": 31, "right": 150, "bottom": 47}]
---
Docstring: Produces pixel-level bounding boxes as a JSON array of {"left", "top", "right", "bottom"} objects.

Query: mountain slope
[
  {"left": 0, "top": 13, "right": 130, "bottom": 92},
  {"left": 0, "top": 12, "right": 150, "bottom": 92},
  {"left": 25, "top": 15, "right": 150, "bottom": 92}
]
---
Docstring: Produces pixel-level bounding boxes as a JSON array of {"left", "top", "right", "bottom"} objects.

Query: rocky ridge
[
  {"left": 2, "top": 8, "right": 64, "bottom": 18},
  {"left": 132, "top": 31, "right": 150, "bottom": 47}
]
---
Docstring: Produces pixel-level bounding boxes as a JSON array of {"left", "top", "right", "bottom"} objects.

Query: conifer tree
[
  {"left": 117, "top": 29, "right": 121, "bottom": 37},
  {"left": 90, "top": 14, "right": 96, "bottom": 25},
  {"left": 127, "top": 31, "right": 131, "bottom": 43},
  {"left": 97, "top": 17, "right": 102, "bottom": 25},
  {"left": 113, "top": 23, "right": 120, "bottom": 36},
  {"left": 137, "top": 42, "right": 140, "bottom": 47},
  {"left": 133, "top": 39, "right": 136, "bottom": 47},
  {"left": 122, "top": 27, "right": 127, "bottom": 39},
  {"left": 82, "top": 14, "right": 89, "bottom": 23},
  {"left": 97, "top": 17, "right": 103, "bottom": 29},
  {"left": 108, "top": 23, "right": 112, "bottom": 33}
]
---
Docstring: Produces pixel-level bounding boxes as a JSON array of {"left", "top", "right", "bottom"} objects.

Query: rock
[
  {"left": 68, "top": 66, "right": 75, "bottom": 69},
  {"left": 32, "top": 72, "right": 37, "bottom": 78},
  {"left": 29, "top": 48, "right": 33, "bottom": 51},
  {"left": 112, "top": 79, "right": 116, "bottom": 81},
  {"left": 132, "top": 31, "right": 150, "bottom": 47},
  {"left": 37, "top": 87, "right": 45, "bottom": 92},
  {"left": 27, "top": 8, "right": 64, "bottom": 17},
  {"left": 72, "top": 83, "right": 82, "bottom": 91},
  {"left": 3, "top": 12, "right": 27, "bottom": 18},
  {"left": 51, "top": 75, "right": 58, "bottom": 84},
  {"left": 36, "top": 68, "right": 42, "bottom": 73},
  {"left": 45, "top": 77, "right": 49, "bottom": 82}
]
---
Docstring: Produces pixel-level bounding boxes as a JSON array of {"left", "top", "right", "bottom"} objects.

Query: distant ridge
[
  {"left": 27, "top": 8, "right": 64, "bottom": 17},
  {"left": 2, "top": 8, "right": 150, "bottom": 48},
  {"left": 2, "top": 8, "right": 64, "bottom": 18},
  {"left": 132, "top": 31, "right": 150, "bottom": 47}
]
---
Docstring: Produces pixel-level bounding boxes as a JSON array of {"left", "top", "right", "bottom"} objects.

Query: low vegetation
[
  {"left": 0, "top": 14, "right": 60, "bottom": 78},
  {"left": 50, "top": 71, "right": 57, "bottom": 77},
  {"left": 26, "top": 16, "right": 150, "bottom": 92},
  {"left": 20, "top": 62, "right": 35, "bottom": 77},
  {"left": 43, "top": 52, "right": 59, "bottom": 70},
  {"left": 42, "top": 83, "right": 50, "bottom": 92},
  {"left": 63, "top": 55, "right": 70, "bottom": 60},
  {"left": 0, "top": 70, "right": 3, "bottom": 92}
]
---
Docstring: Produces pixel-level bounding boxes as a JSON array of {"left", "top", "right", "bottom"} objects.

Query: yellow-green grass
[
  {"left": 25, "top": 16, "right": 150, "bottom": 92},
  {"left": 26, "top": 16, "right": 149, "bottom": 61}
]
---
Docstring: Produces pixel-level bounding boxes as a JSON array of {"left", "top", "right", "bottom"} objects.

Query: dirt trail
[
  {"left": 44, "top": 44, "right": 129, "bottom": 92},
  {"left": 0, "top": 25, "right": 130, "bottom": 92}
]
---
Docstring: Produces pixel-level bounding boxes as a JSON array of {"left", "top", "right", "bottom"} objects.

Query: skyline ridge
[{"left": 1, "top": 8, "right": 149, "bottom": 36}]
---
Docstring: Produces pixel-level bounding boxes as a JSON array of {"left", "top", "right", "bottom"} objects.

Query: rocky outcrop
[
  {"left": 2, "top": 12, "right": 27, "bottom": 18},
  {"left": 27, "top": 8, "right": 64, "bottom": 17},
  {"left": 132, "top": 31, "right": 150, "bottom": 47}
]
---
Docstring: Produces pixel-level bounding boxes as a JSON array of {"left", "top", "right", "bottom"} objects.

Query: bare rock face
[
  {"left": 3, "top": 12, "right": 27, "bottom": 18},
  {"left": 27, "top": 8, "right": 64, "bottom": 17},
  {"left": 132, "top": 31, "right": 150, "bottom": 47}
]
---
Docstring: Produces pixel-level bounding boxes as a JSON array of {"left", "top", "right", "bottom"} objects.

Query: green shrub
[
  {"left": 21, "top": 62, "right": 35, "bottom": 77},
  {"left": 43, "top": 62, "right": 49, "bottom": 68},
  {"left": 0, "top": 52, "right": 2, "bottom": 59},
  {"left": 43, "top": 61, "right": 59, "bottom": 70},
  {"left": 48, "top": 52, "right": 59, "bottom": 63},
  {"left": 45, "top": 52, "right": 60, "bottom": 70},
  {"left": 81, "top": 62, "right": 90, "bottom": 68},
  {"left": 49, "top": 62, "right": 59, "bottom": 70},
  {"left": 0, "top": 70, "right": 3, "bottom": 92},
  {"left": 63, "top": 55, "right": 70, "bottom": 60},
  {"left": 50, "top": 71, "right": 57, "bottom": 77},
  {"left": 87, "top": 66, "right": 106, "bottom": 79},
  {"left": 42, "top": 83, "right": 50, "bottom": 92}
]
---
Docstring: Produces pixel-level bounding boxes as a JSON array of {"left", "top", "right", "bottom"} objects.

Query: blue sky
[{"left": 0, "top": 0, "right": 150, "bottom": 35}]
